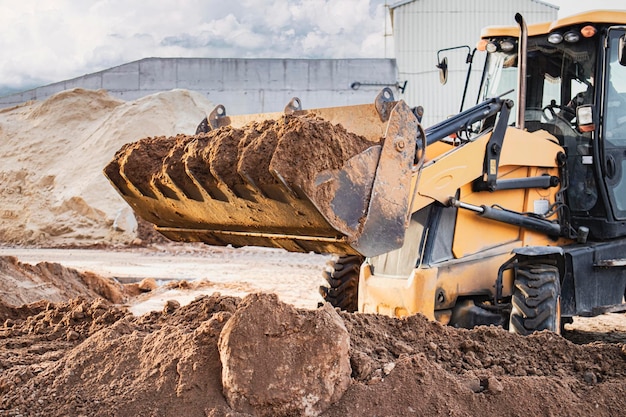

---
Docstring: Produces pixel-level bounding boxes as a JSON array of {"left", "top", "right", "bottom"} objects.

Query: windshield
[
  {"left": 479, "top": 34, "right": 599, "bottom": 213},
  {"left": 480, "top": 35, "right": 597, "bottom": 124}
]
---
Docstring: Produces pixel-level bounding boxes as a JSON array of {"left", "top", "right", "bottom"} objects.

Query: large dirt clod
[
  {"left": 218, "top": 293, "right": 351, "bottom": 417},
  {"left": 269, "top": 115, "right": 373, "bottom": 196}
]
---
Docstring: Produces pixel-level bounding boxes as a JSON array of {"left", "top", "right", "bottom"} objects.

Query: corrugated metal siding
[{"left": 391, "top": 0, "right": 558, "bottom": 126}]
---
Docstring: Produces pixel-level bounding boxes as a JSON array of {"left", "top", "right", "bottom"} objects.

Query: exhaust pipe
[{"left": 515, "top": 13, "right": 527, "bottom": 130}]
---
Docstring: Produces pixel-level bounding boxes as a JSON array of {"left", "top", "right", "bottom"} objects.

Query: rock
[
  {"left": 583, "top": 370, "right": 598, "bottom": 385},
  {"left": 383, "top": 362, "right": 396, "bottom": 375},
  {"left": 137, "top": 278, "right": 158, "bottom": 292},
  {"left": 66, "top": 330, "right": 80, "bottom": 341},
  {"left": 162, "top": 299, "right": 180, "bottom": 314},
  {"left": 218, "top": 293, "right": 351, "bottom": 417},
  {"left": 112, "top": 207, "right": 138, "bottom": 233},
  {"left": 463, "top": 377, "right": 482, "bottom": 393},
  {"left": 350, "top": 351, "right": 375, "bottom": 380},
  {"left": 486, "top": 376, "right": 504, "bottom": 393}
]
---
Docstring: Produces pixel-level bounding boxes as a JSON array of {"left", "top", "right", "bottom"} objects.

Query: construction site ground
[
  {"left": 1, "top": 243, "right": 626, "bottom": 416},
  {"left": 0, "top": 88, "right": 625, "bottom": 416}
]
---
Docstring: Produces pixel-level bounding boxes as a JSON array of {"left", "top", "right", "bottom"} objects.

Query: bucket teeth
[
  {"left": 122, "top": 136, "right": 179, "bottom": 199},
  {"left": 238, "top": 120, "right": 281, "bottom": 198},
  {"left": 204, "top": 127, "right": 246, "bottom": 198},
  {"left": 180, "top": 135, "right": 224, "bottom": 202},
  {"left": 160, "top": 135, "right": 203, "bottom": 202}
]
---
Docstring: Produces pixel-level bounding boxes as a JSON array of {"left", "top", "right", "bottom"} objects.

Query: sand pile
[
  {"left": 0, "top": 88, "right": 213, "bottom": 246},
  {"left": 1, "top": 293, "right": 625, "bottom": 417}
]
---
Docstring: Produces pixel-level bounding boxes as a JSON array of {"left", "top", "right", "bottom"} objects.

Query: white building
[{"left": 389, "top": 0, "right": 558, "bottom": 126}]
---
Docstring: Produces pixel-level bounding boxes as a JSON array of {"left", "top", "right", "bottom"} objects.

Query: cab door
[{"left": 602, "top": 29, "right": 626, "bottom": 220}]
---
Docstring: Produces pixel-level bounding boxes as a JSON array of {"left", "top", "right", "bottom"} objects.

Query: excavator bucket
[{"left": 103, "top": 89, "right": 418, "bottom": 257}]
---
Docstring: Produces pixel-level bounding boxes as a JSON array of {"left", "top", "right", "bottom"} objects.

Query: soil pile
[
  {"left": 0, "top": 88, "right": 213, "bottom": 246},
  {"left": 0, "top": 255, "right": 129, "bottom": 306},
  {"left": 1, "top": 293, "right": 625, "bottom": 417},
  {"left": 107, "top": 114, "right": 373, "bottom": 200}
]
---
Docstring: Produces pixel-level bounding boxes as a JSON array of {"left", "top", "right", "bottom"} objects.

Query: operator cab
[{"left": 477, "top": 11, "right": 626, "bottom": 240}]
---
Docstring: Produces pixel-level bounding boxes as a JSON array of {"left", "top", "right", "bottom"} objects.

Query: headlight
[
  {"left": 486, "top": 41, "right": 498, "bottom": 53},
  {"left": 548, "top": 33, "right": 563, "bottom": 44},
  {"left": 500, "top": 40, "right": 515, "bottom": 52},
  {"left": 564, "top": 31, "right": 580, "bottom": 43}
]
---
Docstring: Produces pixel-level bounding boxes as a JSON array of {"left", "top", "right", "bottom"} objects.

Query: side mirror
[
  {"left": 577, "top": 104, "right": 594, "bottom": 133},
  {"left": 436, "top": 57, "right": 448, "bottom": 85},
  {"left": 619, "top": 35, "right": 626, "bottom": 66}
]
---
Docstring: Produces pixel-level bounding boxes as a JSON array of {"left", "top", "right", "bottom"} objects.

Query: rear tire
[
  {"left": 509, "top": 262, "right": 561, "bottom": 335},
  {"left": 319, "top": 255, "right": 363, "bottom": 312}
]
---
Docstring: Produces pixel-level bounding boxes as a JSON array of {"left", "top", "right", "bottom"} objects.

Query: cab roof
[{"left": 481, "top": 10, "right": 626, "bottom": 39}]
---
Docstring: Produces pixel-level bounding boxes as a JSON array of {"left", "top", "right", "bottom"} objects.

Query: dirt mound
[
  {"left": 0, "top": 294, "right": 236, "bottom": 416},
  {"left": 1, "top": 293, "right": 625, "bottom": 416},
  {"left": 0, "top": 88, "right": 213, "bottom": 246},
  {"left": 339, "top": 312, "right": 626, "bottom": 416},
  {"left": 0, "top": 256, "right": 129, "bottom": 308}
]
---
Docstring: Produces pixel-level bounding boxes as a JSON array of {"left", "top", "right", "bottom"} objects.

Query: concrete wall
[{"left": 0, "top": 58, "right": 400, "bottom": 114}]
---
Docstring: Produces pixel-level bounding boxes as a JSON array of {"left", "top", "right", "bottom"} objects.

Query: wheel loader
[{"left": 104, "top": 10, "right": 626, "bottom": 335}]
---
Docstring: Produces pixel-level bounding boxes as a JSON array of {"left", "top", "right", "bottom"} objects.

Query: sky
[{"left": 0, "top": 0, "right": 624, "bottom": 95}]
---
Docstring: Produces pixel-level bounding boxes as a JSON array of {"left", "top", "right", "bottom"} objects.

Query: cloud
[{"left": 0, "top": 0, "right": 391, "bottom": 93}]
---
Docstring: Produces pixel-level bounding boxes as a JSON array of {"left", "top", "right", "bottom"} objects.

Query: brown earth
[
  {"left": 269, "top": 115, "right": 375, "bottom": 194},
  {"left": 0, "top": 256, "right": 131, "bottom": 306},
  {"left": 106, "top": 114, "right": 374, "bottom": 204},
  {"left": 1, "top": 286, "right": 625, "bottom": 417},
  {"left": 0, "top": 252, "right": 625, "bottom": 417}
]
